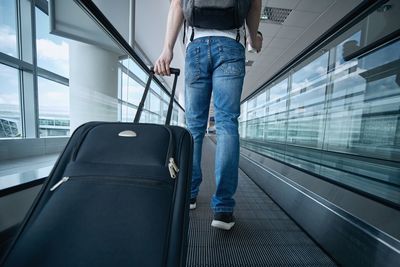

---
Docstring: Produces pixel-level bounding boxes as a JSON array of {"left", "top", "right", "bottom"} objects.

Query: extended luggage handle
[{"left": 134, "top": 67, "right": 181, "bottom": 125}]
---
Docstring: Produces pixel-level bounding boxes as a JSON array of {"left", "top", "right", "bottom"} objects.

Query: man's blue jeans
[{"left": 185, "top": 36, "right": 245, "bottom": 213}]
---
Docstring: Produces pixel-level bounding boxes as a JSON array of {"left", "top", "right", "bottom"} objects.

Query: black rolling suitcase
[{"left": 1, "top": 68, "right": 193, "bottom": 267}]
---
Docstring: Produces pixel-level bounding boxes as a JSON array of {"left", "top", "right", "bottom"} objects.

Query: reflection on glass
[
  {"left": 162, "top": 101, "right": 168, "bottom": 119},
  {"left": 0, "top": 0, "right": 17, "bottom": 57},
  {"left": 288, "top": 53, "right": 329, "bottom": 148},
  {"left": 149, "top": 92, "right": 161, "bottom": 115},
  {"left": 121, "top": 72, "right": 143, "bottom": 106},
  {"left": 336, "top": 31, "right": 361, "bottom": 66},
  {"left": 263, "top": 79, "right": 288, "bottom": 143},
  {"left": 326, "top": 40, "right": 400, "bottom": 160},
  {"left": 269, "top": 78, "right": 288, "bottom": 102},
  {"left": 35, "top": 7, "right": 69, "bottom": 77},
  {"left": 240, "top": 3, "right": 400, "bottom": 206},
  {"left": 38, "top": 77, "right": 70, "bottom": 137},
  {"left": 143, "top": 92, "right": 161, "bottom": 124},
  {"left": 121, "top": 103, "right": 136, "bottom": 122},
  {"left": 171, "top": 109, "right": 179, "bottom": 125},
  {"left": 0, "top": 64, "right": 21, "bottom": 138},
  {"left": 122, "top": 58, "right": 148, "bottom": 83},
  {"left": 161, "top": 91, "right": 170, "bottom": 102},
  {"left": 340, "top": 0, "right": 400, "bottom": 60},
  {"left": 151, "top": 82, "right": 162, "bottom": 95}
]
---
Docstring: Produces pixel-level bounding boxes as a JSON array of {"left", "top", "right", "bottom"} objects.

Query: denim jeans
[{"left": 185, "top": 36, "right": 245, "bottom": 213}]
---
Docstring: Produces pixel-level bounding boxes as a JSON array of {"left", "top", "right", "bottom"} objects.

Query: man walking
[{"left": 154, "top": 0, "right": 262, "bottom": 230}]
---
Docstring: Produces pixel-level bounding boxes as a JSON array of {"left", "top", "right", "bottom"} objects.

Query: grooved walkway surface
[{"left": 186, "top": 137, "right": 337, "bottom": 266}]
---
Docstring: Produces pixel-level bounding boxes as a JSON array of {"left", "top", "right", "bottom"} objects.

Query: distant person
[{"left": 154, "top": 0, "right": 263, "bottom": 230}]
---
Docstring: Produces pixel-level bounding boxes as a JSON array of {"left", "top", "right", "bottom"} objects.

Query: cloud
[
  {"left": 39, "top": 90, "right": 69, "bottom": 114},
  {"left": 0, "top": 26, "right": 17, "bottom": 55},
  {"left": 36, "top": 38, "right": 69, "bottom": 75},
  {"left": 316, "top": 66, "right": 327, "bottom": 76},
  {"left": 36, "top": 38, "right": 69, "bottom": 61},
  {"left": 0, "top": 93, "right": 19, "bottom": 105},
  {"left": 38, "top": 79, "right": 69, "bottom": 110}
]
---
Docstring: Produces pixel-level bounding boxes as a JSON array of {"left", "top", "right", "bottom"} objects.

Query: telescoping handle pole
[
  {"left": 164, "top": 68, "right": 180, "bottom": 125},
  {"left": 133, "top": 67, "right": 180, "bottom": 124}
]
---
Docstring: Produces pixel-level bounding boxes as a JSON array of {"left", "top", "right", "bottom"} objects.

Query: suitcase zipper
[
  {"left": 168, "top": 158, "right": 179, "bottom": 179},
  {"left": 50, "top": 168, "right": 177, "bottom": 192},
  {"left": 50, "top": 176, "right": 70, "bottom": 191}
]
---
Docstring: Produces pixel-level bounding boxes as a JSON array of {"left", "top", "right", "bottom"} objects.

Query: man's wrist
[
  {"left": 163, "top": 45, "right": 173, "bottom": 53},
  {"left": 249, "top": 30, "right": 262, "bottom": 43}
]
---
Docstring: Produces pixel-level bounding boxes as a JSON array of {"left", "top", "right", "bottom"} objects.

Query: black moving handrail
[{"left": 74, "top": 0, "right": 185, "bottom": 112}]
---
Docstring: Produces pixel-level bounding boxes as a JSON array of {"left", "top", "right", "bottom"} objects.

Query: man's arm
[
  {"left": 246, "top": 0, "right": 262, "bottom": 52},
  {"left": 154, "top": 0, "right": 184, "bottom": 76}
]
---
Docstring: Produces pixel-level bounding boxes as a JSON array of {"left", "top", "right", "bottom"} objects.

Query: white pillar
[{"left": 69, "top": 41, "right": 119, "bottom": 132}]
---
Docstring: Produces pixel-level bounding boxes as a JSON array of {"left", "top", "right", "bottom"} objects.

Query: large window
[
  {"left": 240, "top": 1, "right": 400, "bottom": 207},
  {"left": 0, "top": 0, "right": 18, "bottom": 57},
  {"left": 0, "top": 64, "right": 21, "bottom": 138}
]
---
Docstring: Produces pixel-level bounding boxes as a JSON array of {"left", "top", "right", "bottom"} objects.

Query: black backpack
[{"left": 182, "top": 0, "right": 252, "bottom": 30}]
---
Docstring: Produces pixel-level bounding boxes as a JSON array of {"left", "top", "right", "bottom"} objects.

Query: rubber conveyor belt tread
[{"left": 186, "top": 136, "right": 337, "bottom": 266}]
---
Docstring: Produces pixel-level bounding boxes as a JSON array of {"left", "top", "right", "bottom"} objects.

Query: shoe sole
[
  {"left": 189, "top": 203, "right": 196, "bottom": 210},
  {"left": 211, "top": 220, "right": 235, "bottom": 230}
]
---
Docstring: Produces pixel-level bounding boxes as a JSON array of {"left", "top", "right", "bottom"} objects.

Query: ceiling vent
[{"left": 260, "top": 7, "right": 292, "bottom": 24}]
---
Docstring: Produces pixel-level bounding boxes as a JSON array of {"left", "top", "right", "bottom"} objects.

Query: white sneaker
[
  {"left": 211, "top": 212, "right": 235, "bottom": 230},
  {"left": 189, "top": 198, "right": 196, "bottom": 210}
]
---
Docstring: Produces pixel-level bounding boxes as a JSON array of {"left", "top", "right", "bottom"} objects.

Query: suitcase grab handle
[{"left": 150, "top": 67, "right": 180, "bottom": 76}]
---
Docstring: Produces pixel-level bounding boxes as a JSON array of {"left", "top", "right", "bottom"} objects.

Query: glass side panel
[
  {"left": 121, "top": 58, "right": 148, "bottom": 83},
  {"left": 121, "top": 71, "right": 143, "bottom": 107},
  {"left": 161, "top": 100, "right": 168, "bottom": 119},
  {"left": 121, "top": 103, "right": 136, "bottom": 122},
  {"left": 149, "top": 92, "right": 161, "bottom": 116}
]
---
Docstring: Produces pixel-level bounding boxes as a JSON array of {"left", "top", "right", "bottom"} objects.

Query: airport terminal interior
[{"left": 0, "top": 0, "right": 399, "bottom": 266}]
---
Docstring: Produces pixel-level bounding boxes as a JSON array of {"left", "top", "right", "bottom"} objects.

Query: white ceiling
[{"left": 105, "top": 0, "right": 365, "bottom": 106}]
